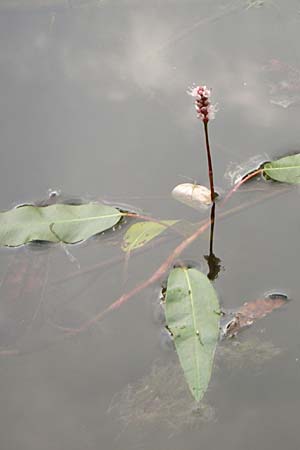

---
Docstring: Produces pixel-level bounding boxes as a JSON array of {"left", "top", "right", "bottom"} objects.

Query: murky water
[{"left": 1, "top": 1, "right": 300, "bottom": 449}]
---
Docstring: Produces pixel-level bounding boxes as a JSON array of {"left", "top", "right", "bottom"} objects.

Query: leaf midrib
[
  {"left": 183, "top": 268, "right": 201, "bottom": 396},
  {"left": 0, "top": 212, "right": 122, "bottom": 227}
]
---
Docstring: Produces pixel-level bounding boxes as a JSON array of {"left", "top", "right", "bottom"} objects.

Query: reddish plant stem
[
  {"left": 52, "top": 235, "right": 176, "bottom": 287},
  {"left": 72, "top": 220, "right": 212, "bottom": 333},
  {"left": 68, "top": 187, "right": 286, "bottom": 335},
  {"left": 203, "top": 121, "right": 215, "bottom": 202},
  {"left": 221, "top": 168, "right": 263, "bottom": 205}
]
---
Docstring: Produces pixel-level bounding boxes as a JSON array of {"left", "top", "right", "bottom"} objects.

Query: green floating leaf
[
  {"left": 122, "top": 220, "right": 177, "bottom": 252},
  {"left": 263, "top": 154, "right": 300, "bottom": 184},
  {"left": 165, "top": 267, "right": 220, "bottom": 402},
  {"left": 0, "top": 203, "right": 122, "bottom": 247}
]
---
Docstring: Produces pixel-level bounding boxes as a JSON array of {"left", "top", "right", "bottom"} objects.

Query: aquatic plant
[
  {"left": 188, "top": 85, "right": 217, "bottom": 202},
  {"left": 0, "top": 84, "right": 298, "bottom": 405}
]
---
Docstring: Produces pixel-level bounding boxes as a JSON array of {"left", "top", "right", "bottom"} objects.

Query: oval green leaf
[
  {"left": 0, "top": 203, "right": 122, "bottom": 247},
  {"left": 165, "top": 267, "right": 220, "bottom": 402},
  {"left": 122, "top": 220, "right": 177, "bottom": 252},
  {"left": 263, "top": 154, "right": 300, "bottom": 184}
]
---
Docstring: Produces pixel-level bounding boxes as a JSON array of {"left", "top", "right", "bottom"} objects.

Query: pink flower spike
[{"left": 187, "top": 84, "right": 216, "bottom": 122}]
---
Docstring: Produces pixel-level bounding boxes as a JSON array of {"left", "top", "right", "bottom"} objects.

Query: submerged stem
[
  {"left": 222, "top": 168, "right": 263, "bottom": 205},
  {"left": 65, "top": 187, "right": 288, "bottom": 335},
  {"left": 208, "top": 202, "right": 216, "bottom": 255}
]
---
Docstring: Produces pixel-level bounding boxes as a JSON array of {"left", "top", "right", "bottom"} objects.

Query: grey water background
[{"left": 0, "top": 1, "right": 300, "bottom": 449}]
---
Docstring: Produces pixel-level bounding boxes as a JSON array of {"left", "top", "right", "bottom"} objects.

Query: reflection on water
[
  {"left": 0, "top": 0, "right": 102, "bottom": 10},
  {"left": 263, "top": 58, "right": 300, "bottom": 108},
  {"left": 0, "top": 0, "right": 300, "bottom": 449},
  {"left": 224, "top": 154, "right": 270, "bottom": 185}
]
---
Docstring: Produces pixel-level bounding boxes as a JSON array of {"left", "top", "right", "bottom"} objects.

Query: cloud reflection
[{"left": 0, "top": 3, "right": 294, "bottom": 131}]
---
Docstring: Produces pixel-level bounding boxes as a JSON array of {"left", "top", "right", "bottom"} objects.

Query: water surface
[{"left": 0, "top": 1, "right": 300, "bottom": 449}]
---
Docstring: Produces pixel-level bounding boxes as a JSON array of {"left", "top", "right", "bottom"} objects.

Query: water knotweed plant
[{"left": 188, "top": 85, "right": 218, "bottom": 202}]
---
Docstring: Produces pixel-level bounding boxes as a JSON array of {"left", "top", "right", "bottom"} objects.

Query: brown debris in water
[{"left": 224, "top": 295, "right": 288, "bottom": 338}]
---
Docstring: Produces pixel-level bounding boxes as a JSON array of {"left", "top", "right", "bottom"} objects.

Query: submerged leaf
[
  {"left": 263, "top": 154, "right": 300, "bottom": 183},
  {"left": 122, "top": 220, "right": 177, "bottom": 252},
  {"left": 108, "top": 360, "right": 215, "bottom": 432},
  {"left": 0, "top": 251, "right": 49, "bottom": 352},
  {"left": 0, "top": 203, "right": 122, "bottom": 247},
  {"left": 172, "top": 183, "right": 212, "bottom": 210},
  {"left": 165, "top": 267, "right": 220, "bottom": 402}
]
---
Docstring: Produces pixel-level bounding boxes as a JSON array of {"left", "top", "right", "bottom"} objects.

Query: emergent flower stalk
[{"left": 188, "top": 85, "right": 217, "bottom": 202}]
